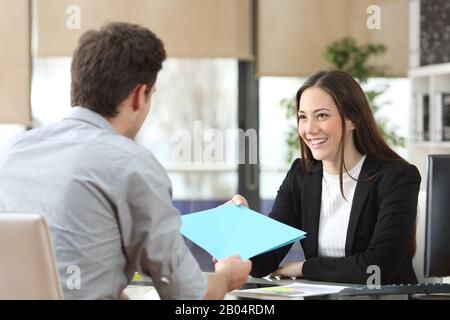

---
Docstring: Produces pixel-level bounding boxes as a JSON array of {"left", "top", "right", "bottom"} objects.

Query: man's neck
[{"left": 107, "top": 115, "right": 135, "bottom": 139}]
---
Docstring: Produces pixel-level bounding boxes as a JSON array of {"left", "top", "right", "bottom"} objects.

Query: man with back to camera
[{"left": 0, "top": 22, "right": 251, "bottom": 299}]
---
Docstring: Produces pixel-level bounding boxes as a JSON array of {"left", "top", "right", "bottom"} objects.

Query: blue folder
[{"left": 180, "top": 204, "right": 306, "bottom": 260}]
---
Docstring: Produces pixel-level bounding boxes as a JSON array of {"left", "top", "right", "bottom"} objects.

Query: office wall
[
  {"left": 0, "top": 0, "right": 31, "bottom": 125},
  {"left": 1, "top": 0, "right": 412, "bottom": 125},
  {"left": 258, "top": 0, "right": 409, "bottom": 77},
  {"left": 37, "top": 0, "right": 252, "bottom": 60}
]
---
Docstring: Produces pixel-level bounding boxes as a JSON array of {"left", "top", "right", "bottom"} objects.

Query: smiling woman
[
  {"left": 230, "top": 70, "right": 421, "bottom": 286},
  {"left": 296, "top": 71, "right": 406, "bottom": 198},
  {"left": 298, "top": 86, "right": 360, "bottom": 178}
]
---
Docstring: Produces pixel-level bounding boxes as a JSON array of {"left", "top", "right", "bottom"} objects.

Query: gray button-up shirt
[{"left": 0, "top": 107, "right": 207, "bottom": 299}]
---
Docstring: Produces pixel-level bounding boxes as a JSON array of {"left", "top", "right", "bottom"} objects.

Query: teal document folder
[{"left": 180, "top": 204, "right": 306, "bottom": 260}]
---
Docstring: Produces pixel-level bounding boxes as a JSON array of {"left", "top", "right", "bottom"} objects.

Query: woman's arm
[{"left": 270, "top": 261, "right": 305, "bottom": 278}]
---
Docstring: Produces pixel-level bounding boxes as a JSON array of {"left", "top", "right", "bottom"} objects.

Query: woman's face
[{"left": 298, "top": 87, "right": 354, "bottom": 163}]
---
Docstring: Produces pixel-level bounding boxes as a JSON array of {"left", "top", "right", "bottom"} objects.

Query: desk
[
  {"left": 125, "top": 275, "right": 359, "bottom": 300},
  {"left": 126, "top": 275, "right": 450, "bottom": 300}
]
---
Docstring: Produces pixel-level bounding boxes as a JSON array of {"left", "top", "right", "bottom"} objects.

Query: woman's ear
[{"left": 346, "top": 118, "right": 356, "bottom": 131}]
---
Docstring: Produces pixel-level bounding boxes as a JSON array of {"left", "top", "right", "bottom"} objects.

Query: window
[
  {"left": 136, "top": 59, "right": 239, "bottom": 201},
  {"left": 31, "top": 57, "right": 239, "bottom": 202}
]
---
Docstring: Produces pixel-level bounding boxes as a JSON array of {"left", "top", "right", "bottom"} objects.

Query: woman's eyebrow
[{"left": 298, "top": 108, "right": 331, "bottom": 114}]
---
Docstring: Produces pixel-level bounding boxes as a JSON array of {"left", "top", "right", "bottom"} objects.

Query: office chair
[
  {"left": 413, "top": 191, "right": 442, "bottom": 284},
  {"left": 0, "top": 212, "right": 64, "bottom": 299}
]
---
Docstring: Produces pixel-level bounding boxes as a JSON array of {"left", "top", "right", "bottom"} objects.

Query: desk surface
[
  {"left": 126, "top": 275, "right": 359, "bottom": 300},
  {"left": 244, "top": 275, "right": 356, "bottom": 287}
]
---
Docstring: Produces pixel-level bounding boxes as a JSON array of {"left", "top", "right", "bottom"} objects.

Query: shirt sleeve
[{"left": 117, "top": 151, "right": 207, "bottom": 299}]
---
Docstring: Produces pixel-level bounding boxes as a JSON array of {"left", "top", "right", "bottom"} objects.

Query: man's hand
[
  {"left": 270, "top": 261, "right": 305, "bottom": 278},
  {"left": 214, "top": 255, "right": 252, "bottom": 291},
  {"left": 205, "top": 255, "right": 252, "bottom": 299},
  {"left": 221, "top": 194, "right": 249, "bottom": 208}
]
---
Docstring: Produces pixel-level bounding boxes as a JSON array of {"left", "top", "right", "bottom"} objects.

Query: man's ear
[{"left": 131, "top": 84, "right": 148, "bottom": 112}]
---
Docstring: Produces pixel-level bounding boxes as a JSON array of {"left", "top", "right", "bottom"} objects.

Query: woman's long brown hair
[{"left": 296, "top": 70, "right": 416, "bottom": 255}]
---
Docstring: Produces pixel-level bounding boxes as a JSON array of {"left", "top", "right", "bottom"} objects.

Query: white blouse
[{"left": 318, "top": 155, "right": 367, "bottom": 258}]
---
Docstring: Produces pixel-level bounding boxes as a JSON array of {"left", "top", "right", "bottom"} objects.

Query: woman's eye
[
  {"left": 317, "top": 113, "right": 328, "bottom": 119},
  {"left": 298, "top": 115, "right": 306, "bottom": 120}
]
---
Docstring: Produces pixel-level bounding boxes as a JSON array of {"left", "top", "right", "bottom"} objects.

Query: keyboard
[{"left": 339, "top": 283, "right": 450, "bottom": 297}]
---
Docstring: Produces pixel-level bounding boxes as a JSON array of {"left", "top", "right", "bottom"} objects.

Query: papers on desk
[
  {"left": 180, "top": 204, "right": 306, "bottom": 260},
  {"left": 230, "top": 283, "right": 349, "bottom": 300}
]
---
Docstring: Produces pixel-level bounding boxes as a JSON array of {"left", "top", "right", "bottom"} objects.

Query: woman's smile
[{"left": 308, "top": 137, "right": 329, "bottom": 148}]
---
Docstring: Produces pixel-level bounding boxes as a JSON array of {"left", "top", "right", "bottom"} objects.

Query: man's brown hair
[{"left": 71, "top": 22, "right": 167, "bottom": 117}]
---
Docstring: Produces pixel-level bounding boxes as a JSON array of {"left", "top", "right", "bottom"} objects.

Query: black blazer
[{"left": 251, "top": 156, "right": 421, "bottom": 285}]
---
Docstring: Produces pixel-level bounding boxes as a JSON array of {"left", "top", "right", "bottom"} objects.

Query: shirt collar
[
  {"left": 307, "top": 155, "right": 379, "bottom": 177},
  {"left": 64, "top": 106, "right": 116, "bottom": 133}
]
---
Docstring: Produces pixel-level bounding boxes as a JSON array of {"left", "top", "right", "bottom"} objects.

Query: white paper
[{"left": 231, "top": 283, "right": 349, "bottom": 300}]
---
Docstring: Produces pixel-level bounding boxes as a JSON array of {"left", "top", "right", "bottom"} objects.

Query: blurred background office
[{"left": 1, "top": 0, "right": 449, "bottom": 274}]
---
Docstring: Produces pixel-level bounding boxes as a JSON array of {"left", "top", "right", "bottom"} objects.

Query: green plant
[{"left": 280, "top": 37, "right": 405, "bottom": 163}]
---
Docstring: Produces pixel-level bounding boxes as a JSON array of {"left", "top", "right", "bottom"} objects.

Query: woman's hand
[
  {"left": 270, "top": 261, "right": 305, "bottom": 278},
  {"left": 221, "top": 194, "right": 249, "bottom": 208}
]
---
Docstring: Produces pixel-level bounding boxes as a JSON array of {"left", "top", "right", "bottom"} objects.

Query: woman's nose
[{"left": 304, "top": 118, "right": 318, "bottom": 134}]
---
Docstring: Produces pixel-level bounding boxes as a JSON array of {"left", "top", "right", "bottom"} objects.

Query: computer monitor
[{"left": 424, "top": 155, "right": 450, "bottom": 278}]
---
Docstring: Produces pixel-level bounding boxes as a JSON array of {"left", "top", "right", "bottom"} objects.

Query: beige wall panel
[
  {"left": 348, "top": 0, "right": 409, "bottom": 77},
  {"left": 258, "top": 0, "right": 349, "bottom": 77},
  {"left": 258, "top": 0, "right": 409, "bottom": 77},
  {"left": 37, "top": 0, "right": 252, "bottom": 59},
  {"left": 0, "top": 0, "right": 31, "bottom": 125}
]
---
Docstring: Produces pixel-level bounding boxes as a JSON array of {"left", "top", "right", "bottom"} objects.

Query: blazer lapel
[
  {"left": 301, "top": 161, "right": 323, "bottom": 257},
  {"left": 344, "top": 157, "right": 379, "bottom": 256}
]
